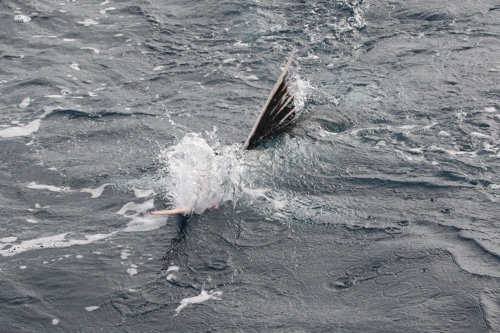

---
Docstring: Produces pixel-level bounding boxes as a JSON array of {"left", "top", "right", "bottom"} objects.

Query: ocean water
[{"left": 1, "top": 0, "right": 499, "bottom": 332}]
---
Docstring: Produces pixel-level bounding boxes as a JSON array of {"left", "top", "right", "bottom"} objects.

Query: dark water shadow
[{"left": 162, "top": 215, "right": 191, "bottom": 268}]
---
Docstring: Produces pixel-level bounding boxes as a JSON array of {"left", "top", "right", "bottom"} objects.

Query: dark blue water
[{"left": 1, "top": 0, "right": 499, "bottom": 332}]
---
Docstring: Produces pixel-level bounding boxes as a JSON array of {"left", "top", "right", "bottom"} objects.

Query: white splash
[
  {"left": 291, "top": 74, "right": 314, "bottom": 110},
  {"left": 175, "top": 289, "right": 223, "bottom": 315},
  {"left": 158, "top": 132, "right": 240, "bottom": 215}
]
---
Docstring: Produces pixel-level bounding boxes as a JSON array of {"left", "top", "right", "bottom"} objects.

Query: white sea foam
[
  {"left": 0, "top": 237, "right": 17, "bottom": 243},
  {"left": 166, "top": 265, "right": 180, "bottom": 281},
  {"left": 0, "top": 232, "right": 117, "bottom": 257},
  {"left": 44, "top": 95, "right": 66, "bottom": 98},
  {"left": 244, "top": 75, "right": 259, "bottom": 81},
  {"left": 116, "top": 199, "right": 167, "bottom": 232},
  {"left": 77, "top": 18, "right": 98, "bottom": 26},
  {"left": 27, "top": 182, "right": 71, "bottom": 193},
  {"left": 81, "top": 47, "right": 100, "bottom": 54},
  {"left": 0, "top": 108, "right": 52, "bottom": 138},
  {"left": 120, "top": 249, "right": 131, "bottom": 260},
  {"left": 175, "top": 289, "right": 223, "bottom": 315},
  {"left": 166, "top": 265, "right": 180, "bottom": 273},
  {"left": 133, "top": 188, "right": 154, "bottom": 198},
  {"left": 85, "top": 306, "right": 100, "bottom": 312},
  {"left": 99, "top": 7, "right": 116, "bottom": 15},
  {"left": 127, "top": 264, "right": 138, "bottom": 276},
  {"left": 0, "top": 119, "right": 42, "bottom": 138},
  {"left": 233, "top": 41, "right": 249, "bottom": 47},
  {"left": 19, "top": 97, "right": 31, "bottom": 108},
  {"left": 14, "top": 15, "right": 31, "bottom": 23},
  {"left": 81, "top": 183, "right": 112, "bottom": 198}
]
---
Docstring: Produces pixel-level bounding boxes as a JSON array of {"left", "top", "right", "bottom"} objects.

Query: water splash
[
  {"left": 290, "top": 74, "right": 314, "bottom": 112},
  {"left": 156, "top": 74, "right": 312, "bottom": 215},
  {"left": 157, "top": 130, "right": 242, "bottom": 215}
]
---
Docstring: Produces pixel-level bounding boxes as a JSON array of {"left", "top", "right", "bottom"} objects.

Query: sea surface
[{"left": 1, "top": 0, "right": 499, "bottom": 332}]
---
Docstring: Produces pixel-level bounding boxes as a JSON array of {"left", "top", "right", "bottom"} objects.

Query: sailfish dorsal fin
[{"left": 243, "top": 52, "right": 295, "bottom": 150}]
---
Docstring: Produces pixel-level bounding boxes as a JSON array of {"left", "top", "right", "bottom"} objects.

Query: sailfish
[{"left": 150, "top": 53, "right": 296, "bottom": 216}]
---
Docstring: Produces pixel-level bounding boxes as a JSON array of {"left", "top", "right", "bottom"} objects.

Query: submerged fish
[{"left": 150, "top": 53, "right": 296, "bottom": 216}]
